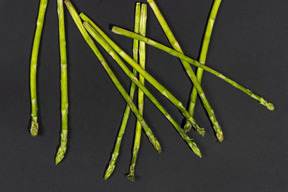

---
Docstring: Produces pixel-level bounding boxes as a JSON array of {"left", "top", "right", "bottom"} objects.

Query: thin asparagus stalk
[
  {"left": 80, "top": 13, "right": 202, "bottom": 132},
  {"left": 55, "top": 0, "right": 68, "bottom": 165},
  {"left": 185, "top": 0, "right": 222, "bottom": 132},
  {"left": 30, "top": 0, "right": 48, "bottom": 136},
  {"left": 111, "top": 27, "right": 275, "bottom": 111},
  {"left": 104, "top": 3, "right": 141, "bottom": 180},
  {"left": 64, "top": 0, "right": 161, "bottom": 156},
  {"left": 146, "top": 0, "right": 216, "bottom": 136},
  {"left": 82, "top": 22, "right": 201, "bottom": 158},
  {"left": 127, "top": 4, "right": 147, "bottom": 181}
]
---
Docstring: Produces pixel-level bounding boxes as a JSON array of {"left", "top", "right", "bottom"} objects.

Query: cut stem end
[{"left": 30, "top": 119, "right": 39, "bottom": 137}]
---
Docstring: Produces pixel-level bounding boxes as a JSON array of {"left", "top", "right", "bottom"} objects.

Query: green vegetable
[
  {"left": 65, "top": 0, "right": 161, "bottom": 159},
  {"left": 111, "top": 26, "right": 275, "bottom": 111},
  {"left": 55, "top": 0, "right": 69, "bottom": 165},
  {"left": 103, "top": 2, "right": 141, "bottom": 180},
  {"left": 81, "top": 17, "right": 201, "bottom": 157},
  {"left": 146, "top": 0, "right": 223, "bottom": 138},
  {"left": 127, "top": 3, "right": 147, "bottom": 182},
  {"left": 185, "top": 0, "right": 222, "bottom": 132},
  {"left": 80, "top": 13, "right": 203, "bottom": 132},
  {"left": 30, "top": 0, "right": 48, "bottom": 136}
]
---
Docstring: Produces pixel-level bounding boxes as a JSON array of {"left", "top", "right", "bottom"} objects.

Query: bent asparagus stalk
[
  {"left": 55, "top": 0, "right": 69, "bottom": 165},
  {"left": 185, "top": 0, "right": 222, "bottom": 132},
  {"left": 111, "top": 27, "right": 275, "bottom": 111},
  {"left": 30, "top": 0, "right": 48, "bottom": 136},
  {"left": 80, "top": 13, "right": 203, "bottom": 132},
  {"left": 82, "top": 22, "right": 201, "bottom": 158},
  {"left": 65, "top": 0, "right": 161, "bottom": 155},
  {"left": 104, "top": 3, "right": 141, "bottom": 180},
  {"left": 127, "top": 3, "right": 147, "bottom": 181}
]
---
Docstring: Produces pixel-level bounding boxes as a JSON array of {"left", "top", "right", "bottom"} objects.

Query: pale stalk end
[{"left": 30, "top": 117, "right": 39, "bottom": 137}]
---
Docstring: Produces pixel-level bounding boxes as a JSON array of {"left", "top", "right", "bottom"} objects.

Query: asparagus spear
[
  {"left": 64, "top": 0, "right": 161, "bottom": 155},
  {"left": 30, "top": 0, "right": 48, "bottom": 136},
  {"left": 55, "top": 0, "right": 68, "bottom": 165},
  {"left": 90, "top": 2, "right": 223, "bottom": 141},
  {"left": 111, "top": 27, "right": 275, "bottom": 111},
  {"left": 104, "top": 3, "right": 141, "bottom": 180},
  {"left": 127, "top": 4, "right": 147, "bottom": 181},
  {"left": 146, "top": 0, "right": 219, "bottom": 136},
  {"left": 80, "top": 14, "right": 202, "bottom": 132},
  {"left": 82, "top": 21, "right": 201, "bottom": 158},
  {"left": 185, "top": 0, "right": 222, "bottom": 132}
]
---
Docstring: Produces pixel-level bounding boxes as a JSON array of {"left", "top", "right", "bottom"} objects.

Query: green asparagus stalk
[
  {"left": 147, "top": 0, "right": 218, "bottom": 136},
  {"left": 64, "top": 0, "right": 161, "bottom": 157},
  {"left": 104, "top": 3, "right": 141, "bottom": 180},
  {"left": 82, "top": 21, "right": 201, "bottom": 158},
  {"left": 80, "top": 13, "right": 202, "bottom": 132},
  {"left": 184, "top": 0, "right": 222, "bottom": 132},
  {"left": 55, "top": 0, "right": 68, "bottom": 165},
  {"left": 111, "top": 27, "right": 275, "bottom": 111},
  {"left": 30, "top": 0, "right": 48, "bottom": 136},
  {"left": 127, "top": 4, "right": 147, "bottom": 181}
]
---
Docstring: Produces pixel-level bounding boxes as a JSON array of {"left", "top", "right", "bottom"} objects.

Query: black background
[{"left": 1, "top": 0, "right": 288, "bottom": 191}]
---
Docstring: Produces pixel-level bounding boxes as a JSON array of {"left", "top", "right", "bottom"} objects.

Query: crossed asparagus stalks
[
  {"left": 127, "top": 4, "right": 147, "bottom": 181},
  {"left": 29, "top": 0, "right": 274, "bottom": 180}
]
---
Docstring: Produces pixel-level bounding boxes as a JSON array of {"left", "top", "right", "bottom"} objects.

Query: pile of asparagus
[{"left": 29, "top": 0, "right": 274, "bottom": 181}]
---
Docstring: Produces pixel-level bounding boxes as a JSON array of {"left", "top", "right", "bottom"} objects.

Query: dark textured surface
[{"left": 0, "top": 0, "right": 288, "bottom": 191}]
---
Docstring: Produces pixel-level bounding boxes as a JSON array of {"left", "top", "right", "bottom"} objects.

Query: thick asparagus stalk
[
  {"left": 30, "top": 0, "right": 48, "bottom": 136},
  {"left": 104, "top": 3, "right": 141, "bottom": 180},
  {"left": 127, "top": 4, "right": 147, "bottom": 181},
  {"left": 64, "top": 0, "right": 161, "bottom": 156},
  {"left": 146, "top": 0, "right": 219, "bottom": 136},
  {"left": 82, "top": 21, "right": 201, "bottom": 158},
  {"left": 111, "top": 27, "right": 275, "bottom": 111},
  {"left": 185, "top": 0, "right": 222, "bottom": 132},
  {"left": 80, "top": 13, "right": 202, "bottom": 132},
  {"left": 55, "top": 0, "right": 68, "bottom": 165}
]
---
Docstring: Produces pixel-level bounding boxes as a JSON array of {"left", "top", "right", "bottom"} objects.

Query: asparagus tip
[
  {"left": 216, "top": 132, "right": 224, "bottom": 143},
  {"left": 184, "top": 121, "right": 205, "bottom": 136},
  {"left": 104, "top": 163, "right": 116, "bottom": 180},
  {"left": 259, "top": 98, "right": 275, "bottom": 111},
  {"left": 127, "top": 172, "right": 135, "bottom": 181},
  {"left": 190, "top": 142, "right": 202, "bottom": 158},
  {"left": 155, "top": 141, "right": 162, "bottom": 153},
  {"left": 30, "top": 119, "right": 39, "bottom": 137},
  {"left": 183, "top": 122, "right": 192, "bottom": 133},
  {"left": 197, "top": 128, "right": 206, "bottom": 137},
  {"left": 265, "top": 102, "right": 275, "bottom": 111},
  {"left": 55, "top": 146, "right": 67, "bottom": 165}
]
